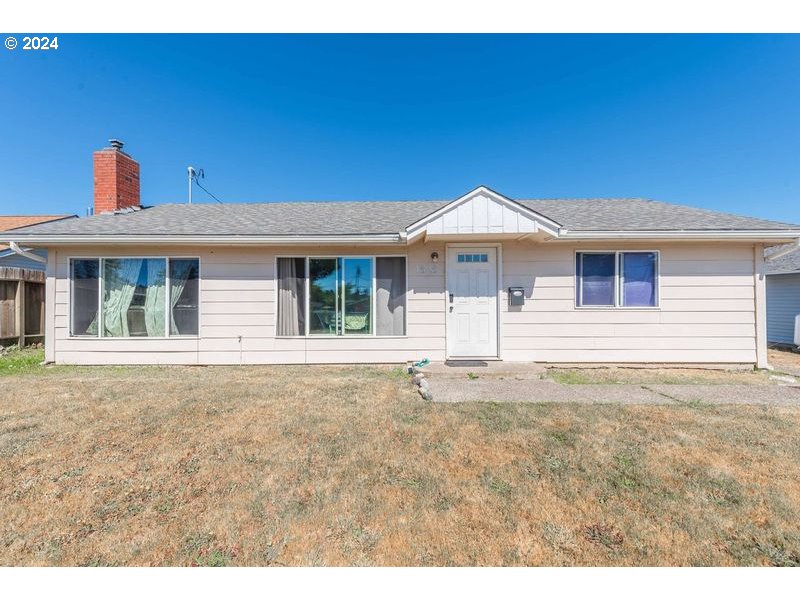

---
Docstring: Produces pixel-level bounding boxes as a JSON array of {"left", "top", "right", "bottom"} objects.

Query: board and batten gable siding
[
  {"left": 766, "top": 273, "right": 800, "bottom": 344},
  {"left": 49, "top": 244, "right": 447, "bottom": 365},
  {"left": 46, "top": 241, "right": 759, "bottom": 365}
]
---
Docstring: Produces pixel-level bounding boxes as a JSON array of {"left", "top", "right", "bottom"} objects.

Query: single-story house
[
  {"left": 2, "top": 141, "right": 799, "bottom": 368},
  {"left": 766, "top": 243, "right": 800, "bottom": 346},
  {"left": 1, "top": 215, "right": 76, "bottom": 345}
]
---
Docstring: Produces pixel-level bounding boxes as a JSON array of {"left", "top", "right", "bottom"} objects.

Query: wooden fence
[{"left": 0, "top": 267, "right": 46, "bottom": 346}]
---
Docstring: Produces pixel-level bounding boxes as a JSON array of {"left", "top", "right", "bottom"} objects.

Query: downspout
[
  {"left": 9, "top": 241, "right": 47, "bottom": 264},
  {"left": 765, "top": 238, "right": 800, "bottom": 262}
]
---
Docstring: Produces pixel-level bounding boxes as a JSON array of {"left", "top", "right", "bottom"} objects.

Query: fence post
[{"left": 17, "top": 280, "right": 26, "bottom": 348}]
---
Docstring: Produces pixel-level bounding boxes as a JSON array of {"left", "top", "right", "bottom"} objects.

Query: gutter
[
  {"left": 8, "top": 241, "right": 47, "bottom": 264},
  {"left": 0, "top": 233, "right": 405, "bottom": 246},
  {"left": 4, "top": 230, "right": 800, "bottom": 246},
  {"left": 557, "top": 229, "right": 800, "bottom": 241},
  {"left": 765, "top": 238, "right": 800, "bottom": 262}
]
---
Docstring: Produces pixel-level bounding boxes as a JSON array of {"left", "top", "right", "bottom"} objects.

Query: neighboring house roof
[
  {"left": 0, "top": 214, "right": 76, "bottom": 250},
  {"left": 1, "top": 189, "right": 797, "bottom": 242},
  {"left": 766, "top": 244, "right": 800, "bottom": 274}
]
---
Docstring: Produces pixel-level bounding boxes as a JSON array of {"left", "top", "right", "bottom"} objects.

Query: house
[
  {"left": 1, "top": 215, "right": 76, "bottom": 346},
  {"left": 1, "top": 141, "right": 799, "bottom": 367},
  {"left": 765, "top": 244, "right": 800, "bottom": 347}
]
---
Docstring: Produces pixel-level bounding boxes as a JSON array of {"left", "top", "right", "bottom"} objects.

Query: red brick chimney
[{"left": 93, "top": 139, "right": 140, "bottom": 214}]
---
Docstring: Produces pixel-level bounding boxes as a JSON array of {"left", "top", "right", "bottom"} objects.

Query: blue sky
[{"left": 1, "top": 34, "right": 799, "bottom": 223}]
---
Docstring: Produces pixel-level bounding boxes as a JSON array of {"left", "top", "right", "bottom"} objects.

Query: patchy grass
[
  {"left": 0, "top": 346, "right": 45, "bottom": 376},
  {"left": 1, "top": 358, "right": 799, "bottom": 566},
  {"left": 546, "top": 366, "right": 775, "bottom": 385}
]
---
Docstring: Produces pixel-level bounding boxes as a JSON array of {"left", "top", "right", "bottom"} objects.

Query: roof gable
[{"left": 405, "top": 186, "right": 561, "bottom": 240}]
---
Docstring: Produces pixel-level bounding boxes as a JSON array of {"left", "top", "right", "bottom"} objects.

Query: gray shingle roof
[
  {"left": 766, "top": 244, "right": 800, "bottom": 274},
  {"left": 4, "top": 197, "right": 798, "bottom": 238},
  {"left": 519, "top": 199, "right": 799, "bottom": 231}
]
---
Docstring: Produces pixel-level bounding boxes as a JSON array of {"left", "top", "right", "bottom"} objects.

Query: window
[
  {"left": 621, "top": 252, "right": 658, "bottom": 307},
  {"left": 375, "top": 257, "right": 406, "bottom": 336},
  {"left": 576, "top": 252, "right": 658, "bottom": 308},
  {"left": 169, "top": 259, "right": 200, "bottom": 335},
  {"left": 278, "top": 256, "right": 406, "bottom": 336},
  {"left": 276, "top": 257, "right": 306, "bottom": 336},
  {"left": 71, "top": 259, "right": 99, "bottom": 336},
  {"left": 457, "top": 253, "right": 488, "bottom": 263},
  {"left": 70, "top": 257, "right": 200, "bottom": 337}
]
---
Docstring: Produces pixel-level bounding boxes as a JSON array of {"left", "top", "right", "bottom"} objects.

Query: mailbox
[{"left": 508, "top": 287, "right": 525, "bottom": 307}]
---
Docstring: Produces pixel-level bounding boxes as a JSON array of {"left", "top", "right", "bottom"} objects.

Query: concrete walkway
[{"left": 426, "top": 375, "right": 800, "bottom": 406}]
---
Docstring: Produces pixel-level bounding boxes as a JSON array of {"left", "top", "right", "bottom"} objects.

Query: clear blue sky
[{"left": 1, "top": 34, "right": 799, "bottom": 223}]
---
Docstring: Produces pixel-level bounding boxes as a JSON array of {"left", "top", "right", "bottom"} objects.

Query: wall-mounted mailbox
[{"left": 508, "top": 287, "right": 525, "bottom": 307}]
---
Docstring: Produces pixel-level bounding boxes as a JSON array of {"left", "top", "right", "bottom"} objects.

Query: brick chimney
[{"left": 93, "top": 139, "right": 140, "bottom": 214}]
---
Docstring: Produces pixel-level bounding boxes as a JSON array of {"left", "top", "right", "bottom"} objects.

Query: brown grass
[{"left": 1, "top": 356, "right": 799, "bottom": 566}]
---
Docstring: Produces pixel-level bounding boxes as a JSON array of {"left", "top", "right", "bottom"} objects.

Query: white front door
[{"left": 446, "top": 247, "right": 498, "bottom": 358}]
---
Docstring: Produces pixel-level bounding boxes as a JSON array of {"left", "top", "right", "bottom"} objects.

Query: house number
[{"left": 416, "top": 264, "right": 437, "bottom": 274}]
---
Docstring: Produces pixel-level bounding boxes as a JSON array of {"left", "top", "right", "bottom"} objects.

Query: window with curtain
[
  {"left": 576, "top": 251, "right": 659, "bottom": 308},
  {"left": 71, "top": 259, "right": 99, "bottom": 336},
  {"left": 169, "top": 259, "right": 200, "bottom": 335},
  {"left": 277, "top": 257, "right": 306, "bottom": 336},
  {"left": 621, "top": 252, "right": 658, "bottom": 307},
  {"left": 278, "top": 256, "right": 406, "bottom": 336},
  {"left": 103, "top": 258, "right": 165, "bottom": 337},
  {"left": 376, "top": 257, "right": 406, "bottom": 335},
  {"left": 70, "top": 257, "right": 199, "bottom": 337}
]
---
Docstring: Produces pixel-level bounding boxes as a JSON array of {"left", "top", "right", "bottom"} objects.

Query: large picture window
[
  {"left": 70, "top": 257, "right": 200, "bottom": 337},
  {"left": 576, "top": 251, "right": 658, "bottom": 308},
  {"left": 278, "top": 256, "right": 406, "bottom": 336}
]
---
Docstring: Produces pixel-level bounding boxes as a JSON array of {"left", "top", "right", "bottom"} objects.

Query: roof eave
[
  {"left": 557, "top": 230, "right": 800, "bottom": 242},
  {"left": 0, "top": 233, "right": 405, "bottom": 246}
]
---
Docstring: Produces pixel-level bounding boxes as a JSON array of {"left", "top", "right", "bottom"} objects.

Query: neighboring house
[
  {"left": 0, "top": 215, "right": 76, "bottom": 345},
  {"left": 2, "top": 141, "right": 799, "bottom": 367},
  {"left": 765, "top": 244, "right": 800, "bottom": 346}
]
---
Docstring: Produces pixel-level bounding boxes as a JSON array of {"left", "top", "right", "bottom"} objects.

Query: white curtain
[
  {"left": 277, "top": 258, "right": 304, "bottom": 336},
  {"left": 143, "top": 260, "right": 167, "bottom": 336},
  {"left": 102, "top": 259, "right": 142, "bottom": 337}
]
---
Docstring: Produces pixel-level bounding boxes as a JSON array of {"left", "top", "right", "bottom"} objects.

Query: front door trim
[{"left": 445, "top": 242, "right": 503, "bottom": 360}]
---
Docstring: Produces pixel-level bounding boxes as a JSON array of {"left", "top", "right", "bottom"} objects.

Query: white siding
[
  {"left": 766, "top": 273, "right": 800, "bottom": 344},
  {"left": 47, "top": 240, "right": 760, "bottom": 365},
  {"left": 500, "top": 241, "right": 758, "bottom": 364},
  {"left": 49, "top": 244, "right": 447, "bottom": 365}
]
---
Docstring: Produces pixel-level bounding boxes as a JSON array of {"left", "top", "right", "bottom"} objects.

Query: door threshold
[{"left": 445, "top": 357, "right": 502, "bottom": 365}]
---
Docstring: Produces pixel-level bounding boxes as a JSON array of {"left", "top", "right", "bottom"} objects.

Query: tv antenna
[{"left": 187, "top": 167, "right": 204, "bottom": 204}]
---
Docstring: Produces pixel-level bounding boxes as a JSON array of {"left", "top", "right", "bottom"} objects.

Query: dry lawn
[{"left": 1, "top": 349, "right": 800, "bottom": 566}]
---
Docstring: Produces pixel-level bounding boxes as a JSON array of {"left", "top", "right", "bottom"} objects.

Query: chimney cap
[{"left": 108, "top": 139, "right": 124, "bottom": 150}]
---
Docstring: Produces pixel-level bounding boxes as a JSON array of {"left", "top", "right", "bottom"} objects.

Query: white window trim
[
  {"left": 68, "top": 256, "right": 201, "bottom": 339},
  {"left": 574, "top": 250, "right": 661, "bottom": 310},
  {"left": 274, "top": 254, "right": 408, "bottom": 338}
]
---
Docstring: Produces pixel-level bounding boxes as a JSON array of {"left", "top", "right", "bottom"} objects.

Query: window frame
[
  {"left": 275, "top": 254, "right": 408, "bottom": 338},
  {"left": 574, "top": 250, "right": 660, "bottom": 310},
  {"left": 68, "top": 256, "right": 201, "bottom": 338}
]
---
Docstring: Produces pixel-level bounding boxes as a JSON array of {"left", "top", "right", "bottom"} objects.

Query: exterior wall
[
  {"left": 500, "top": 241, "right": 758, "bottom": 364},
  {"left": 766, "top": 273, "right": 800, "bottom": 344},
  {"left": 47, "top": 240, "right": 760, "bottom": 365},
  {"left": 49, "top": 243, "right": 447, "bottom": 365}
]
